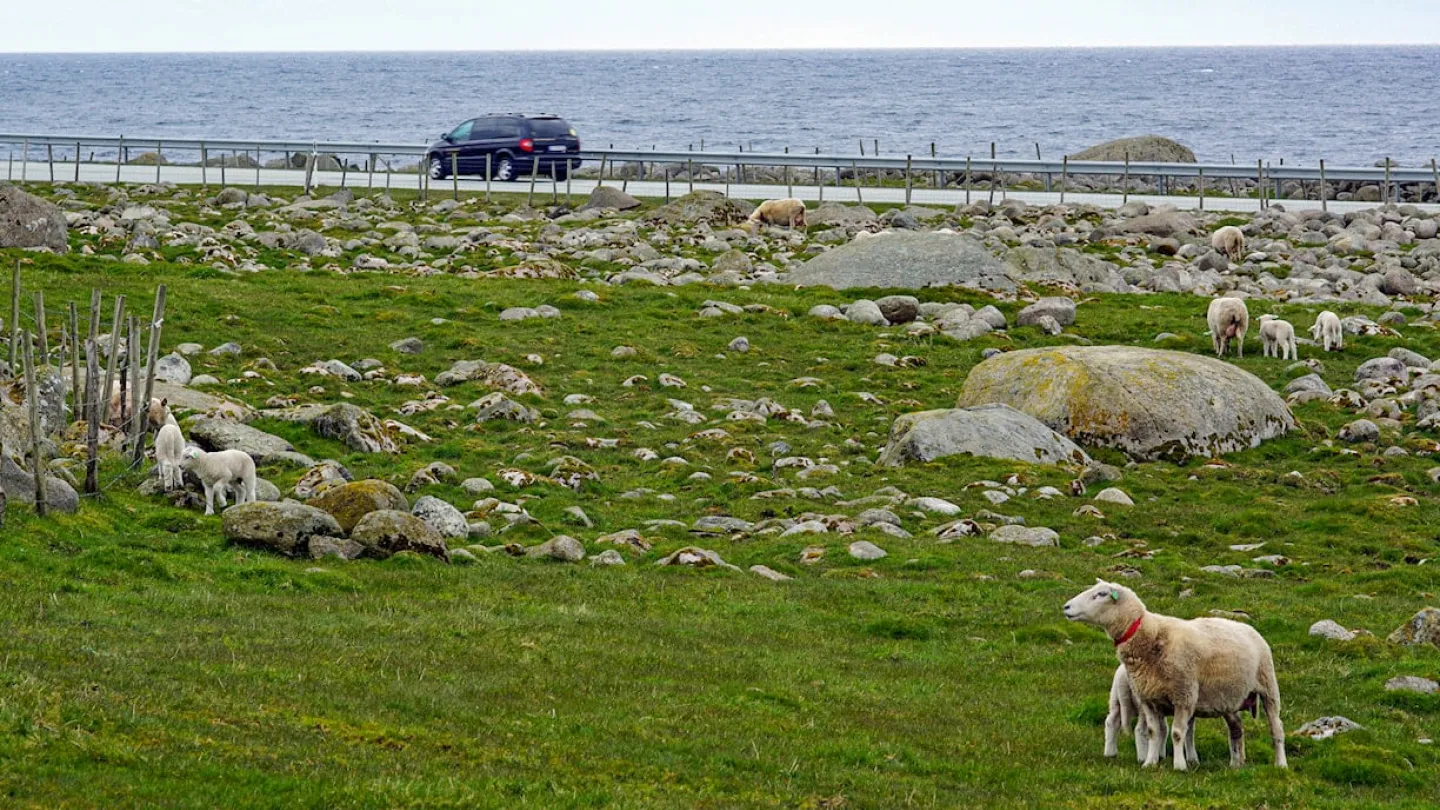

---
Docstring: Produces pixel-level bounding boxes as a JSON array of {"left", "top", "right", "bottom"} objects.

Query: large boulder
[
  {"left": 787, "top": 232, "right": 1013, "bottom": 291},
  {"left": 307, "top": 479, "right": 408, "bottom": 533},
  {"left": 1, "top": 456, "right": 79, "bottom": 513},
  {"left": 1003, "top": 248, "right": 1129, "bottom": 292},
  {"left": 809, "top": 202, "right": 880, "bottom": 228},
  {"left": 1109, "top": 207, "right": 1199, "bottom": 238},
  {"left": 0, "top": 186, "right": 69, "bottom": 253},
  {"left": 350, "top": 510, "right": 450, "bottom": 562},
  {"left": 221, "top": 501, "right": 342, "bottom": 557},
  {"left": 641, "top": 191, "right": 750, "bottom": 227},
  {"left": 957, "top": 346, "right": 1295, "bottom": 462},
  {"left": 1068, "top": 136, "right": 1197, "bottom": 164},
  {"left": 1016, "top": 296, "right": 1078, "bottom": 328},
  {"left": 190, "top": 418, "right": 295, "bottom": 463},
  {"left": 879, "top": 404, "right": 1090, "bottom": 467},
  {"left": 411, "top": 495, "right": 469, "bottom": 540},
  {"left": 312, "top": 403, "right": 400, "bottom": 454},
  {"left": 152, "top": 353, "right": 193, "bottom": 386},
  {"left": 579, "top": 185, "right": 641, "bottom": 212}
]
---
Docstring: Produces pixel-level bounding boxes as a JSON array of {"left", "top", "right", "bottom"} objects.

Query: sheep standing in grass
[
  {"left": 1258, "top": 315, "right": 1298, "bottom": 360},
  {"left": 748, "top": 198, "right": 807, "bottom": 229},
  {"left": 181, "top": 447, "right": 257, "bottom": 515},
  {"left": 1310, "top": 310, "right": 1343, "bottom": 352},
  {"left": 1065, "top": 579, "right": 1287, "bottom": 771},
  {"left": 1211, "top": 225, "right": 1246, "bottom": 263},
  {"left": 1207, "top": 297, "right": 1250, "bottom": 358},
  {"left": 154, "top": 412, "right": 186, "bottom": 492},
  {"left": 1106, "top": 664, "right": 1202, "bottom": 763}
]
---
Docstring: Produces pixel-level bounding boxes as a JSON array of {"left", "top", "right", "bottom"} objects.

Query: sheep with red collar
[{"left": 1065, "top": 579, "right": 1287, "bottom": 771}]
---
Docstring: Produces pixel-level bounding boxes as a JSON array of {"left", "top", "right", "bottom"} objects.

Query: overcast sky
[{"left": 7, "top": 0, "right": 1440, "bottom": 52}]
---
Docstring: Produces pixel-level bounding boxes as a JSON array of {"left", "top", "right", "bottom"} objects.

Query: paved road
[{"left": 7, "top": 159, "right": 1437, "bottom": 215}]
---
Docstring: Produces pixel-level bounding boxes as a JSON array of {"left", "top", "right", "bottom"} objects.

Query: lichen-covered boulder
[
  {"left": 641, "top": 191, "right": 750, "bottom": 227},
  {"left": 312, "top": 403, "right": 399, "bottom": 454},
  {"left": 307, "top": 479, "right": 408, "bottom": 533},
  {"left": 786, "top": 231, "right": 1013, "bottom": 291},
  {"left": 350, "top": 510, "right": 450, "bottom": 562},
  {"left": 190, "top": 417, "right": 295, "bottom": 462},
  {"left": 222, "top": 501, "right": 342, "bottom": 557},
  {"left": 957, "top": 346, "right": 1294, "bottom": 462},
  {"left": 1388, "top": 607, "right": 1440, "bottom": 649},
  {"left": 0, "top": 186, "right": 69, "bottom": 252},
  {"left": 879, "top": 404, "right": 1090, "bottom": 467}
]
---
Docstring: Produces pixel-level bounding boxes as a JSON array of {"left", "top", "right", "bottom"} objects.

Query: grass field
[{"left": 1, "top": 185, "right": 1438, "bottom": 808}]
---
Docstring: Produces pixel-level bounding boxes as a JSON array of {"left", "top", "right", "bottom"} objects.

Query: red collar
[{"left": 1115, "top": 617, "right": 1143, "bottom": 647}]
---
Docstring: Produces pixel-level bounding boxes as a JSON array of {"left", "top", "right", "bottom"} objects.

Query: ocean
[{"left": 1, "top": 47, "right": 1438, "bottom": 167}]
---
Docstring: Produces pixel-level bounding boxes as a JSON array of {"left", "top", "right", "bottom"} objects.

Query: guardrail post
[
  {"left": 155, "top": 142, "right": 163, "bottom": 184},
  {"left": 1383, "top": 158, "right": 1392, "bottom": 205},
  {"left": 815, "top": 146, "right": 822, "bottom": 193},
  {"left": 368, "top": 153, "right": 376, "bottom": 191},
  {"left": 853, "top": 160, "right": 862, "bottom": 204},
  {"left": 687, "top": 155, "right": 694, "bottom": 195},
  {"left": 1432, "top": 158, "right": 1439, "bottom": 204},
  {"left": 1319, "top": 159, "right": 1327, "bottom": 212},
  {"left": 664, "top": 166, "right": 671, "bottom": 204},
  {"left": 904, "top": 155, "right": 913, "bottom": 205},
  {"left": 20, "top": 138, "right": 28, "bottom": 183},
  {"left": 1060, "top": 155, "right": 1068, "bottom": 205},
  {"left": 74, "top": 141, "right": 81, "bottom": 183},
  {"left": 303, "top": 146, "right": 316, "bottom": 195},
  {"left": 1256, "top": 159, "right": 1265, "bottom": 209},
  {"left": 485, "top": 153, "right": 492, "bottom": 202},
  {"left": 47, "top": 144, "right": 54, "bottom": 184},
  {"left": 254, "top": 149, "right": 261, "bottom": 189},
  {"left": 1198, "top": 167, "right": 1205, "bottom": 211},
  {"left": 964, "top": 157, "right": 972, "bottom": 206},
  {"left": 451, "top": 152, "right": 459, "bottom": 201},
  {"left": 340, "top": 159, "right": 347, "bottom": 189},
  {"left": 200, "top": 143, "right": 208, "bottom": 187},
  {"left": 221, "top": 151, "right": 227, "bottom": 188},
  {"left": 1122, "top": 152, "right": 1130, "bottom": 204}
]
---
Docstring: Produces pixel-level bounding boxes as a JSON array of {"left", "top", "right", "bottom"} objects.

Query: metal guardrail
[{"left": 3, "top": 132, "right": 1438, "bottom": 185}]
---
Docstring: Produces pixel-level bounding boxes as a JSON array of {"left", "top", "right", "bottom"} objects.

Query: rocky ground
[{"left": 0, "top": 178, "right": 1438, "bottom": 808}]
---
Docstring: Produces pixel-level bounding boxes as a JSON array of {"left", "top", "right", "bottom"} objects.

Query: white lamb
[
  {"left": 1258, "top": 314, "right": 1298, "bottom": 360},
  {"left": 181, "top": 447, "right": 257, "bottom": 515},
  {"left": 1065, "top": 579, "right": 1286, "bottom": 771},
  {"left": 1106, "top": 664, "right": 1191, "bottom": 762},
  {"left": 1211, "top": 225, "right": 1246, "bottom": 263},
  {"left": 1207, "top": 297, "right": 1250, "bottom": 358},
  {"left": 1310, "top": 310, "right": 1343, "bottom": 352},
  {"left": 154, "top": 412, "right": 186, "bottom": 492}
]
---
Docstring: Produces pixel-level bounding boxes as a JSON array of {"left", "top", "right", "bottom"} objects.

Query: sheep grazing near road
[
  {"left": 1258, "top": 315, "right": 1298, "bottom": 360},
  {"left": 181, "top": 447, "right": 257, "bottom": 515},
  {"left": 1211, "top": 225, "right": 1246, "bottom": 263},
  {"left": 1310, "top": 310, "right": 1343, "bottom": 352},
  {"left": 1065, "top": 579, "right": 1287, "bottom": 771},
  {"left": 154, "top": 412, "right": 186, "bottom": 492},
  {"left": 1207, "top": 297, "right": 1250, "bottom": 358},
  {"left": 748, "top": 198, "right": 808, "bottom": 228}
]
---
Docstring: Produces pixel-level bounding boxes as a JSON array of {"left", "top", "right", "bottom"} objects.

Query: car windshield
[{"left": 529, "top": 119, "right": 572, "bottom": 138}]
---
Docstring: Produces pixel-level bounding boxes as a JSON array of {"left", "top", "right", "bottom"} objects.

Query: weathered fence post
[
  {"left": 47, "top": 143, "right": 55, "bottom": 184},
  {"left": 485, "top": 153, "right": 493, "bottom": 202},
  {"left": 74, "top": 141, "right": 82, "bottom": 183},
  {"left": 1383, "top": 158, "right": 1392, "bottom": 205},
  {"left": 451, "top": 151, "right": 459, "bottom": 201},
  {"left": 200, "top": 143, "right": 208, "bottom": 187},
  {"left": 1319, "top": 159, "right": 1328, "bottom": 212},
  {"left": 68, "top": 302, "right": 80, "bottom": 423},
  {"left": 1060, "top": 155, "right": 1069, "bottom": 205},
  {"left": 965, "top": 156, "right": 972, "bottom": 206},
  {"left": 133, "top": 285, "right": 166, "bottom": 463},
  {"left": 1123, "top": 152, "right": 1131, "bottom": 204},
  {"left": 664, "top": 167, "right": 671, "bottom": 204},
  {"left": 1257, "top": 160, "right": 1265, "bottom": 209},
  {"left": 127, "top": 315, "right": 142, "bottom": 455},
  {"left": 84, "top": 338, "right": 100, "bottom": 495},
  {"left": 687, "top": 156, "right": 695, "bottom": 195},
  {"left": 24, "top": 332, "right": 46, "bottom": 516},
  {"left": 8, "top": 260, "right": 19, "bottom": 372},
  {"left": 33, "top": 291, "right": 47, "bottom": 364},
  {"left": 853, "top": 160, "right": 863, "bottom": 204},
  {"left": 1198, "top": 167, "right": 1205, "bottom": 211},
  {"left": 904, "top": 155, "right": 913, "bottom": 205}
]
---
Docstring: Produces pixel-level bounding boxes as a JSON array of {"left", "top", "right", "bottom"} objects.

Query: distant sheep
[
  {"left": 181, "top": 447, "right": 257, "bottom": 515},
  {"left": 1065, "top": 579, "right": 1287, "bottom": 771},
  {"left": 1207, "top": 297, "right": 1250, "bottom": 358},
  {"left": 749, "top": 198, "right": 807, "bottom": 228},
  {"left": 154, "top": 412, "right": 185, "bottom": 492},
  {"left": 1310, "top": 310, "right": 1343, "bottom": 352},
  {"left": 1211, "top": 226, "right": 1246, "bottom": 263},
  {"left": 1258, "top": 315, "right": 1298, "bottom": 360}
]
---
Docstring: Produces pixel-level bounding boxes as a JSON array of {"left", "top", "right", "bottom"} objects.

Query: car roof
[{"left": 477, "top": 113, "right": 566, "bottom": 120}]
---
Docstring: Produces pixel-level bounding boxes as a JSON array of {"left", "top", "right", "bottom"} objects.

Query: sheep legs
[
  {"left": 1139, "top": 703, "right": 1166, "bottom": 767},
  {"left": 1171, "top": 705, "right": 1196, "bottom": 771},
  {"left": 1105, "top": 710, "right": 1122, "bottom": 757},
  {"left": 1224, "top": 712, "right": 1246, "bottom": 767}
]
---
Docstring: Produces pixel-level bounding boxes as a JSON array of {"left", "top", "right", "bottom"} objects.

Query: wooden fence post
[
  {"left": 33, "top": 291, "right": 47, "bottom": 364},
  {"left": 133, "top": 285, "right": 166, "bottom": 463},
  {"left": 8, "top": 260, "right": 19, "bottom": 372},
  {"left": 1319, "top": 159, "right": 1328, "bottom": 212},
  {"left": 1383, "top": 158, "right": 1392, "bottom": 205},
  {"left": 68, "top": 302, "right": 80, "bottom": 423},
  {"left": 1123, "top": 152, "right": 1131, "bottom": 204},
  {"left": 451, "top": 152, "right": 459, "bottom": 201},
  {"left": 904, "top": 155, "right": 913, "bottom": 205},
  {"left": 127, "top": 315, "right": 141, "bottom": 454},
  {"left": 74, "top": 141, "right": 82, "bottom": 183},
  {"left": 23, "top": 332, "right": 45, "bottom": 516},
  {"left": 1060, "top": 155, "right": 1069, "bottom": 205},
  {"left": 1198, "top": 167, "right": 1205, "bottom": 211},
  {"left": 201, "top": 143, "right": 208, "bottom": 188},
  {"left": 485, "top": 153, "right": 493, "bottom": 202},
  {"left": 84, "top": 338, "right": 100, "bottom": 495}
]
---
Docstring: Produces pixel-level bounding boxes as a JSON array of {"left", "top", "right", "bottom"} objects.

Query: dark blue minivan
[{"left": 426, "top": 114, "right": 581, "bottom": 182}]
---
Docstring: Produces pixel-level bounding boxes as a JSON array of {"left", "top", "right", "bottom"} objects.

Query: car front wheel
[
  {"left": 493, "top": 156, "right": 515, "bottom": 182},
  {"left": 429, "top": 156, "right": 448, "bottom": 180}
]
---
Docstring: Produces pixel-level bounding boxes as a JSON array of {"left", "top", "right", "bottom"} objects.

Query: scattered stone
[
  {"left": 527, "top": 535, "right": 586, "bottom": 562},
  {"left": 848, "top": 540, "right": 887, "bottom": 561},
  {"left": 655, "top": 546, "right": 740, "bottom": 571},
  {"left": 411, "top": 495, "right": 470, "bottom": 540},
  {"left": 879, "top": 404, "right": 1090, "bottom": 467},
  {"left": 1385, "top": 676, "right": 1439, "bottom": 694},
  {"left": 221, "top": 501, "right": 343, "bottom": 558},
  {"left": 590, "top": 549, "right": 626, "bottom": 566},
  {"left": 307, "top": 479, "right": 408, "bottom": 533},
  {"left": 1308, "top": 620, "right": 1357, "bottom": 642},
  {"left": 749, "top": 564, "right": 792, "bottom": 582},
  {"left": 1387, "top": 607, "right": 1440, "bottom": 648},
  {"left": 1294, "top": 716, "right": 1363, "bottom": 740},
  {"left": 350, "top": 510, "right": 451, "bottom": 562},
  {"left": 990, "top": 526, "right": 1058, "bottom": 547}
]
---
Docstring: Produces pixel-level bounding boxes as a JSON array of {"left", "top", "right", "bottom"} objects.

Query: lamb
[
  {"left": 154, "top": 412, "right": 186, "bottom": 492},
  {"left": 181, "top": 447, "right": 257, "bottom": 515},
  {"left": 1310, "top": 310, "right": 1343, "bottom": 352},
  {"left": 1211, "top": 225, "right": 1246, "bottom": 263},
  {"left": 1106, "top": 664, "right": 1187, "bottom": 762},
  {"left": 748, "top": 198, "right": 808, "bottom": 228},
  {"left": 107, "top": 387, "right": 170, "bottom": 431},
  {"left": 1258, "top": 314, "right": 1298, "bottom": 360},
  {"left": 1065, "top": 579, "right": 1286, "bottom": 771},
  {"left": 1206, "top": 297, "right": 1250, "bottom": 358}
]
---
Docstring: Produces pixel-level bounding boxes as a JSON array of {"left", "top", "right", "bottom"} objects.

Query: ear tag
[{"left": 1109, "top": 590, "right": 1120, "bottom": 601}]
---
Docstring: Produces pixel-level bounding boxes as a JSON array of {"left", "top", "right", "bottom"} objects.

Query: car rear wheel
[
  {"left": 429, "top": 156, "right": 448, "bottom": 181},
  {"left": 493, "top": 156, "right": 515, "bottom": 182}
]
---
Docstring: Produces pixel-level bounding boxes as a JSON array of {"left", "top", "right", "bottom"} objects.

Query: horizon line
[{"left": 3, "top": 42, "right": 1440, "bottom": 55}]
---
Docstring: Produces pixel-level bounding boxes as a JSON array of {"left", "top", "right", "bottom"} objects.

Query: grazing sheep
[
  {"left": 1065, "top": 579, "right": 1287, "bottom": 771},
  {"left": 107, "top": 387, "right": 170, "bottom": 431},
  {"left": 1207, "top": 297, "right": 1250, "bottom": 358},
  {"left": 1211, "top": 225, "right": 1246, "bottom": 263},
  {"left": 181, "top": 447, "right": 257, "bottom": 515},
  {"left": 748, "top": 198, "right": 808, "bottom": 228},
  {"left": 1310, "top": 310, "right": 1343, "bottom": 352},
  {"left": 154, "top": 413, "right": 185, "bottom": 492},
  {"left": 1258, "top": 315, "right": 1298, "bottom": 360}
]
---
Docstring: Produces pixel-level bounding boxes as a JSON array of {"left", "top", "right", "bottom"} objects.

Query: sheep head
[{"left": 1063, "top": 579, "right": 1138, "bottom": 626}]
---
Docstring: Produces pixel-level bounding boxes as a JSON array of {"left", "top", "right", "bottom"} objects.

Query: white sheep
[
  {"left": 1310, "top": 310, "right": 1343, "bottom": 352},
  {"left": 1065, "top": 579, "right": 1287, "bottom": 771},
  {"left": 1258, "top": 314, "right": 1298, "bottom": 360},
  {"left": 181, "top": 447, "right": 257, "bottom": 515},
  {"left": 1207, "top": 297, "right": 1250, "bottom": 358},
  {"left": 748, "top": 198, "right": 808, "bottom": 228},
  {"left": 1211, "top": 225, "right": 1246, "bottom": 263},
  {"left": 154, "top": 413, "right": 185, "bottom": 492},
  {"left": 1106, "top": 664, "right": 1207, "bottom": 764},
  {"left": 107, "top": 388, "right": 171, "bottom": 431}
]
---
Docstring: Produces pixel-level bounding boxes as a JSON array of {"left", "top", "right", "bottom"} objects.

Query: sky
[{"left": 6, "top": 0, "right": 1440, "bottom": 52}]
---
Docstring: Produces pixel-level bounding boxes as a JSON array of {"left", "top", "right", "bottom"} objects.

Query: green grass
[{"left": 1, "top": 185, "right": 1439, "bottom": 808}]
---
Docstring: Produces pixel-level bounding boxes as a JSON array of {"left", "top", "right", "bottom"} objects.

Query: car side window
[
  {"left": 449, "top": 120, "right": 473, "bottom": 142},
  {"left": 471, "top": 118, "right": 497, "bottom": 140},
  {"left": 495, "top": 119, "right": 522, "bottom": 139}
]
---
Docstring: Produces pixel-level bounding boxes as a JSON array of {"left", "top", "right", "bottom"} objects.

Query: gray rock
[
  {"left": 310, "top": 403, "right": 399, "bottom": 454},
  {"left": 727, "top": 336, "right": 750, "bottom": 353},
  {"left": 307, "top": 479, "right": 409, "bottom": 533},
  {"left": 1294, "top": 716, "right": 1362, "bottom": 740},
  {"left": 880, "top": 404, "right": 1090, "bottom": 467},
  {"left": 1069, "top": 136, "right": 1196, "bottom": 163},
  {"left": 1338, "top": 419, "right": 1379, "bottom": 443},
  {"left": 528, "top": 535, "right": 586, "bottom": 562},
  {"left": 1380, "top": 267, "right": 1417, "bottom": 296},
  {"left": 875, "top": 295, "right": 921, "bottom": 324},
  {"left": 0, "top": 186, "right": 68, "bottom": 252},
  {"left": 1093, "top": 487, "right": 1134, "bottom": 506},
  {"left": 292, "top": 460, "right": 352, "bottom": 499},
  {"left": 787, "top": 231, "right": 1014, "bottom": 291},
  {"left": 591, "top": 549, "right": 626, "bottom": 566},
  {"left": 390, "top": 337, "right": 424, "bottom": 355},
  {"left": 499, "top": 307, "right": 540, "bottom": 322},
  {"left": 1389, "top": 347, "right": 1431, "bottom": 369},
  {"left": 461, "top": 477, "right": 494, "bottom": 495},
  {"left": 847, "top": 299, "right": 887, "bottom": 326},
  {"left": 808, "top": 201, "right": 880, "bottom": 227},
  {"left": 221, "top": 501, "right": 343, "bottom": 558},
  {"left": 190, "top": 418, "right": 294, "bottom": 463},
  {"left": 958, "top": 346, "right": 1294, "bottom": 462},
  {"left": 848, "top": 540, "right": 887, "bottom": 561},
  {"left": 411, "top": 495, "right": 469, "bottom": 540},
  {"left": 749, "top": 564, "right": 792, "bottom": 581},
  {"left": 692, "top": 515, "right": 755, "bottom": 534},
  {"left": 655, "top": 546, "right": 740, "bottom": 571},
  {"left": 0, "top": 456, "right": 79, "bottom": 513},
  {"left": 1387, "top": 607, "right": 1440, "bottom": 648},
  {"left": 579, "top": 185, "right": 641, "bottom": 212},
  {"left": 1017, "top": 296, "right": 1077, "bottom": 328},
  {"left": 1308, "top": 620, "right": 1357, "bottom": 641},
  {"left": 1283, "top": 374, "right": 1332, "bottom": 397},
  {"left": 990, "top": 525, "right": 1059, "bottom": 547},
  {"left": 972, "top": 305, "right": 1007, "bottom": 330},
  {"left": 470, "top": 392, "right": 539, "bottom": 424},
  {"left": 1354, "top": 357, "right": 1407, "bottom": 383},
  {"left": 1384, "top": 676, "right": 1438, "bottom": 694},
  {"left": 350, "top": 510, "right": 450, "bottom": 562},
  {"left": 152, "top": 353, "right": 193, "bottom": 386}
]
